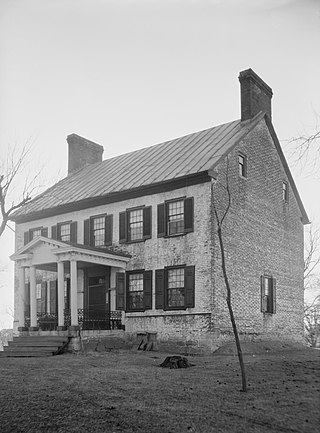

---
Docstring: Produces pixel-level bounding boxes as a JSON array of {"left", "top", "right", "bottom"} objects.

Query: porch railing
[{"left": 24, "top": 310, "right": 122, "bottom": 331}]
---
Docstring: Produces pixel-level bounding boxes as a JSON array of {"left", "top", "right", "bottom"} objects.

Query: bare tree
[
  {"left": 304, "top": 225, "right": 320, "bottom": 291},
  {"left": 287, "top": 112, "right": 320, "bottom": 173},
  {"left": 212, "top": 158, "right": 247, "bottom": 393},
  {"left": 304, "top": 224, "right": 320, "bottom": 346},
  {"left": 304, "top": 293, "right": 320, "bottom": 347},
  {"left": 0, "top": 140, "right": 42, "bottom": 238}
]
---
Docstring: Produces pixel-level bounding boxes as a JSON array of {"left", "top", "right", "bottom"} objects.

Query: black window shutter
[
  {"left": 41, "top": 227, "right": 48, "bottom": 237},
  {"left": 185, "top": 266, "right": 195, "bottom": 308},
  {"left": 119, "top": 212, "right": 127, "bottom": 243},
  {"left": 155, "top": 269, "right": 165, "bottom": 309},
  {"left": 24, "top": 231, "right": 29, "bottom": 245},
  {"left": 105, "top": 214, "right": 113, "bottom": 246},
  {"left": 272, "top": 278, "right": 276, "bottom": 314},
  {"left": 184, "top": 197, "right": 194, "bottom": 233},
  {"left": 260, "top": 275, "right": 266, "bottom": 313},
  {"left": 143, "top": 206, "right": 152, "bottom": 239},
  {"left": 116, "top": 272, "right": 125, "bottom": 311},
  {"left": 143, "top": 270, "right": 152, "bottom": 310},
  {"left": 70, "top": 221, "right": 78, "bottom": 243},
  {"left": 84, "top": 219, "right": 90, "bottom": 246},
  {"left": 157, "top": 203, "right": 165, "bottom": 237},
  {"left": 51, "top": 225, "right": 57, "bottom": 240}
]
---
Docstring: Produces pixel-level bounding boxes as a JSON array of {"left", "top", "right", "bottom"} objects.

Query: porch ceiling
[{"left": 10, "top": 236, "right": 131, "bottom": 269}]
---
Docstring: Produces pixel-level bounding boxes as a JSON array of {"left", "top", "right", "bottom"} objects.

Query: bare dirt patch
[{"left": 0, "top": 342, "right": 319, "bottom": 432}]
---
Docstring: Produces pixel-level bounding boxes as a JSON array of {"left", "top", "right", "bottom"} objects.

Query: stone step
[{"left": 0, "top": 336, "right": 69, "bottom": 357}]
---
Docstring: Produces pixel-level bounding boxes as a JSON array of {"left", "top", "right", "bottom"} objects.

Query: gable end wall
[{"left": 211, "top": 118, "right": 304, "bottom": 343}]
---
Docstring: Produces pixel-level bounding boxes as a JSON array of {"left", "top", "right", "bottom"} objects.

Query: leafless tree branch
[{"left": 0, "top": 139, "right": 42, "bottom": 238}]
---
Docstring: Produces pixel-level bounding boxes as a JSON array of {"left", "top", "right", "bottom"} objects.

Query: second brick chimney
[
  {"left": 67, "top": 134, "right": 104, "bottom": 175},
  {"left": 239, "top": 68, "right": 273, "bottom": 122}
]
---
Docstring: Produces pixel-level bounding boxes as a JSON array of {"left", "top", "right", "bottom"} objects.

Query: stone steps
[{"left": 0, "top": 336, "right": 69, "bottom": 357}]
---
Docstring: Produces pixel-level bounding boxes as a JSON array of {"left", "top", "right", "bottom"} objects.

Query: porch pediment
[{"left": 10, "top": 236, "right": 131, "bottom": 269}]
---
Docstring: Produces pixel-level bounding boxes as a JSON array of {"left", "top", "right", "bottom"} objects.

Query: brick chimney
[
  {"left": 238, "top": 69, "right": 273, "bottom": 122},
  {"left": 67, "top": 134, "right": 104, "bottom": 175}
]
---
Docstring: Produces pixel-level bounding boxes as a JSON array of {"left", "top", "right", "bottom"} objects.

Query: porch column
[
  {"left": 29, "top": 265, "right": 38, "bottom": 329},
  {"left": 17, "top": 265, "right": 26, "bottom": 329},
  {"left": 70, "top": 259, "right": 79, "bottom": 327},
  {"left": 57, "top": 261, "right": 65, "bottom": 327}
]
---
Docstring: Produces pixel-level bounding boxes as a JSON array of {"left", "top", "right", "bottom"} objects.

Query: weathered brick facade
[{"left": 10, "top": 69, "right": 308, "bottom": 351}]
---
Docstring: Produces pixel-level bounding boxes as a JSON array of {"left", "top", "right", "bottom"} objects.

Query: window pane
[
  {"left": 31, "top": 228, "right": 41, "bottom": 239},
  {"left": 168, "top": 200, "right": 184, "bottom": 235},
  {"left": 239, "top": 155, "right": 246, "bottom": 177},
  {"left": 128, "top": 273, "right": 144, "bottom": 310},
  {"left": 59, "top": 223, "right": 71, "bottom": 242},
  {"left": 93, "top": 217, "right": 105, "bottom": 246},
  {"left": 167, "top": 268, "right": 185, "bottom": 307},
  {"left": 129, "top": 209, "right": 143, "bottom": 241}
]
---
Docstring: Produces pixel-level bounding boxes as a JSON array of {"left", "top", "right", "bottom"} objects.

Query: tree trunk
[{"left": 218, "top": 226, "right": 247, "bottom": 392}]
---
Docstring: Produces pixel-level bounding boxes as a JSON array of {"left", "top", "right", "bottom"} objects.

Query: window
[
  {"left": 24, "top": 227, "right": 48, "bottom": 244},
  {"left": 58, "top": 223, "right": 71, "bottom": 242},
  {"left": 84, "top": 214, "right": 113, "bottom": 247},
  {"left": 155, "top": 265, "right": 195, "bottom": 310},
  {"left": 238, "top": 154, "right": 247, "bottom": 178},
  {"left": 157, "top": 197, "right": 194, "bottom": 237},
  {"left": 261, "top": 275, "right": 276, "bottom": 314},
  {"left": 168, "top": 200, "right": 184, "bottom": 235},
  {"left": 51, "top": 221, "right": 77, "bottom": 243},
  {"left": 119, "top": 206, "right": 152, "bottom": 243},
  {"left": 167, "top": 268, "right": 185, "bottom": 308},
  {"left": 282, "top": 181, "right": 289, "bottom": 202},
  {"left": 115, "top": 270, "right": 152, "bottom": 312},
  {"left": 128, "top": 273, "right": 144, "bottom": 310},
  {"left": 129, "top": 209, "right": 143, "bottom": 241},
  {"left": 92, "top": 216, "right": 105, "bottom": 246}
]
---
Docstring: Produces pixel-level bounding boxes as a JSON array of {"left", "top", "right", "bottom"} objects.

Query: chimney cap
[
  {"left": 238, "top": 68, "right": 273, "bottom": 97},
  {"left": 67, "top": 133, "right": 104, "bottom": 152}
]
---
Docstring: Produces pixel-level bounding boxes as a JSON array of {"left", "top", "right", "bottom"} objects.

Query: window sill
[
  {"left": 164, "top": 233, "right": 188, "bottom": 239},
  {"left": 124, "top": 239, "right": 147, "bottom": 245}
]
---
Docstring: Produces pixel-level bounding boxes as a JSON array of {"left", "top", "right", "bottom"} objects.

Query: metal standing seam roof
[{"left": 10, "top": 113, "right": 270, "bottom": 219}]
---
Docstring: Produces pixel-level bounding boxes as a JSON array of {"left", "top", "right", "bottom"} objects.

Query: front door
[{"left": 86, "top": 276, "right": 109, "bottom": 329}]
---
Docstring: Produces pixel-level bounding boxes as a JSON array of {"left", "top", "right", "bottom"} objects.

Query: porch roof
[{"left": 10, "top": 236, "right": 131, "bottom": 270}]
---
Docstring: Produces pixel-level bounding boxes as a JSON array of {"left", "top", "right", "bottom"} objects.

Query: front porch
[{"left": 11, "top": 236, "right": 130, "bottom": 334}]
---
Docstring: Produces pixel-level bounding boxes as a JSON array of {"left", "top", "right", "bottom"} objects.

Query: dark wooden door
[{"left": 86, "top": 276, "right": 108, "bottom": 329}]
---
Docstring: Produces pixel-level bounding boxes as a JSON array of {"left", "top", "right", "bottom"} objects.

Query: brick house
[{"left": 10, "top": 69, "right": 309, "bottom": 351}]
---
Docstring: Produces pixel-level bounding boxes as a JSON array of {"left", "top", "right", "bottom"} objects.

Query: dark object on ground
[
  {"left": 137, "top": 332, "right": 158, "bottom": 351},
  {"left": 160, "top": 355, "right": 193, "bottom": 368}
]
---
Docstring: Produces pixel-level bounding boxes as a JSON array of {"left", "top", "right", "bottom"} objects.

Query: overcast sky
[{"left": 0, "top": 0, "right": 319, "bottom": 328}]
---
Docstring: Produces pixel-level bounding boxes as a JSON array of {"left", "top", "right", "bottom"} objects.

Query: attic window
[
  {"left": 282, "top": 181, "right": 289, "bottom": 202},
  {"left": 238, "top": 154, "right": 247, "bottom": 178}
]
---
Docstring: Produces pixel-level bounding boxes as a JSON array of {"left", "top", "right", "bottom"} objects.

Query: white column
[
  {"left": 70, "top": 259, "right": 78, "bottom": 327},
  {"left": 57, "top": 261, "right": 65, "bottom": 327},
  {"left": 17, "top": 266, "right": 26, "bottom": 328},
  {"left": 29, "top": 265, "right": 37, "bottom": 328}
]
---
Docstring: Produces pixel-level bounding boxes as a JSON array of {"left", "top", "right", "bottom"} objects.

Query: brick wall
[{"left": 211, "top": 117, "right": 304, "bottom": 344}]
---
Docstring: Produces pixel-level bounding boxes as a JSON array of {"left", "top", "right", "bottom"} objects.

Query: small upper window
[
  {"left": 238, "top": 154, "right": 247, "bottom": 178},
  {"left": 282, "top": 181, "right": 289, "bottom": 202}
]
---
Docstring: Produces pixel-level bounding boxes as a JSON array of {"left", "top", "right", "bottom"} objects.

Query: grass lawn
[{"left": 0, "top": 342, "right": 319, "bottom": 432}]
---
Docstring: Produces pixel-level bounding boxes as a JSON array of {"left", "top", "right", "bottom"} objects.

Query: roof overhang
[{"left": 10, "top": 236, "right": 131, "bottom": 269}]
